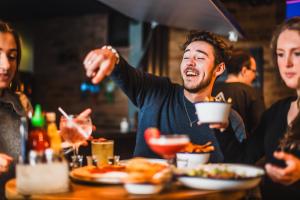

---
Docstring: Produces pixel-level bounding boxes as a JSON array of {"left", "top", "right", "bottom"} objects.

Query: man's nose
[
  {"left": 187, "top": 57, "right": 196, "bottom": 66},
  {"left": 0, "top": 54, "right": 10, "bottom": 71}
]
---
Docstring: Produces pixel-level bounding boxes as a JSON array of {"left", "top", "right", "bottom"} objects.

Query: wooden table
[{"left": 6, "top": 179, "right": 247, "bottom": 200}]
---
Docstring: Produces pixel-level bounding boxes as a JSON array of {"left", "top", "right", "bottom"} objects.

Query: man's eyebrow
[
  {"left": 183, "top": 49, "right": 208, "bottom": 57},
  {"left": 196, "top": 50, "right": 208, "bottom": 57}
]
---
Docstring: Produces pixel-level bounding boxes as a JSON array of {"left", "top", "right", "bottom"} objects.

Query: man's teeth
[{"left": 186, "top": 70, "right": 197, "bottom": 76}]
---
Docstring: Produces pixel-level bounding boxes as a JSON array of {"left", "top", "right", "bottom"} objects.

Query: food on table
[
  {"left": 180, "top": 141, "right": 214, "bottom": 153},
  {"left": 204, "top": 92, "right": 232, "bottom": 103},
  {"left": 88, "top": 165, "right": 126, "bottom": 174},
  {"left": 124, "top": 158, "right": 172, "bottom": 184},
  {"left": 72, "top": 165, "right": 127, "bottom": 181},
  {"left": 185, "top": 164, "right": 254, "bottom": 180}
]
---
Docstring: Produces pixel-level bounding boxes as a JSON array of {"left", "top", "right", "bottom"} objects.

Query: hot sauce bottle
[{"left": 28, "top": 104, "right": 50, "bottom": 159}]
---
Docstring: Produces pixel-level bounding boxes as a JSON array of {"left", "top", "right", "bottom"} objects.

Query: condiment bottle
[
  {"left": 28, "top": 104, "right": 50, "bottom": 157},
  {"left": 46, "top": 112, "right": 62, "bottom": 155}
]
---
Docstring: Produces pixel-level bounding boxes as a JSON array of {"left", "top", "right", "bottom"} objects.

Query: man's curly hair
[{"left": 182, "top": 31, "right": 232, "bottom": 67}]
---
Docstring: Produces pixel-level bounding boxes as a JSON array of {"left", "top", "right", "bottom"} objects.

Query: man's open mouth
[{"left": 184, "top": 68, "right": 199, "bottom": 77}]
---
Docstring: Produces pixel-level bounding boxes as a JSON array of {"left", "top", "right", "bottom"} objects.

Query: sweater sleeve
[{"left": 110, "top": 56, "right": 171, "bottom": 109}]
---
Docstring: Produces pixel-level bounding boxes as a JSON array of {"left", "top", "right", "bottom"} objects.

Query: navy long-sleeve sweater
[{"left": 111, "top": 57, "right": 244, "bottom": 163}]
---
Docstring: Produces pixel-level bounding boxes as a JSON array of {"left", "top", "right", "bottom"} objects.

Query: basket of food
[
  {"left": 176, "top": 142, "right": 214, "bottom": 168},
  {"left": 123, "top": 158, "right": 172, "bottom": 195}
]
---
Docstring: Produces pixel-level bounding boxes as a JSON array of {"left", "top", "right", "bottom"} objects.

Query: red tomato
[{"left": 144, "top": 127, "right": 160, "bottom": 143}]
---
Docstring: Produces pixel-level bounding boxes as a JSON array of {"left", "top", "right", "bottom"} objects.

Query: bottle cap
[
  {"left": 31, "top": 104, "right": 45, "bottom": 127},
  {"left": 46, "top": 112, "right": 56, "bottom": 122}
]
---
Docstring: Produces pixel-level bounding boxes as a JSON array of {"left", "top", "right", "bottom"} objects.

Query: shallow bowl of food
[
  {"left": 177, "top": 163, "right": 264, "bottom": 190},
  {"left": 124, "top": 183, "right": 164, "bottom": 195},
  {"left": 194, "top": 102, "right": 231, "bottom": 124}
]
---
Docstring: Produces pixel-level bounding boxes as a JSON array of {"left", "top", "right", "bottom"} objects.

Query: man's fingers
[
  {"left": 209, "top": 122, "right": 227, "bottom": 131},
  {"left": 83, "top": 50, "right": 95, "bottom": 65},
  {"left": 91, "top": 59, "right": 113, "bottom": 84},
  {"left": 83, "top": 48, "right": 117, "bottom": 84},
  {"left": 85, "top": 56, "right": 104, "bottom": 78},
  {"left": 84, "top": 51, "right": 105, "bottom": 78}
]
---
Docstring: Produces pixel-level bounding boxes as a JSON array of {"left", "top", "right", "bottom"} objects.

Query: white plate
[
  {"left": 70, "top": 166, "right": 128, "bottom": 184},
  {"left": 178, "top": 164, "right": 264, "bottom": 190}
]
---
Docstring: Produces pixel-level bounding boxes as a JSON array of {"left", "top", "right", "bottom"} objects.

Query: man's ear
[
  {"left": 215, "top": 62, "right": 225, "bottom": 77},
  {"left": 240, "top": 66, "right": 248, "bottom": 77}
]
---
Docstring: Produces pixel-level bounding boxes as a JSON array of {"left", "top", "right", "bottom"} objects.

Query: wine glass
[
  {"left": 147, "top": 134, "right": 190, "bottom": 165},
  {"left": 59, "top": 114, "right": 93, "bottom": 169}
]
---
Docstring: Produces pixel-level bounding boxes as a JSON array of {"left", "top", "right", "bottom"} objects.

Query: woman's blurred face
[
  {"left": 276, "top": 30, "right": 300, "bottom": 90},
  {"left": 0, "top": 32, "right": 17, "bottom": 89}
]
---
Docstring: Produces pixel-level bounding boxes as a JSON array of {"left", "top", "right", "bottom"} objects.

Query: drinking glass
[
  {"left": 147, "top": 134, "right": 190, "bottom": 165},
  {"left": 91, "top": 140, "right": 114, "bottom": 166},
  {"left": 59, "top": 115, "right": 93, "bottom": 169}
]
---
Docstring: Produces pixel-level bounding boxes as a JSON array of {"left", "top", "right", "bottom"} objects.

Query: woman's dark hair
[
  {"left": 0, "top": 20, "right": 21, "bottom": 91},
  {"left": 270, "top": 17, "right": 300, "bottom": 68},
  {"left": 226, "top": 50, "right": 252, "bottom": 75},
  {"left": 182, "top": 31, "right": 232, "bottom": 67}
]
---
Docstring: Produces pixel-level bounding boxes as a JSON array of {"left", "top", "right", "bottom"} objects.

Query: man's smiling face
[{"left": 180, "top": 41, "right": 216, "bottom": 93}]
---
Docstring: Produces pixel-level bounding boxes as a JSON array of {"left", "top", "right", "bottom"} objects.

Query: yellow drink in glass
[{"left": 91, "top": 140, "right": 114, "bottom": 166}]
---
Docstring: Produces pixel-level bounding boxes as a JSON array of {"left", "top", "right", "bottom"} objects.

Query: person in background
[
  {"left": 231, "top": 17, "right": 300, "bottom": 199},
  {"left": 83, "top": 31, "right": 246, "bottom": 163},
  {"left": 0, "top": 20, "right": 32, "bottom": 196},
  {"left": 213, "top": 50, "right": 265, "bottom": 136}
]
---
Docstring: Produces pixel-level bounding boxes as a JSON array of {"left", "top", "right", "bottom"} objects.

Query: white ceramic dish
[
  {"left": 178, "top": 164, "right": 264, "bottom": 190},
  {"left": 176, "top": 153, "right": 210, "bottom": 169},
  {"left": 124, "top": 183, "right": 164, "bottom": 195},
  {"left": 194, "top": 102, "right": 231, "bottom": 124}
]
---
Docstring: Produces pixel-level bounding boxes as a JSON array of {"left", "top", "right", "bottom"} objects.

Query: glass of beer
[{"left": 91, "top": 140, "right": 114, "bottom": 166}]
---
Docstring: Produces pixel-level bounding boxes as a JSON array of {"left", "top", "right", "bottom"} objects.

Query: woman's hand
[
  {"left": 0, "top": 153, "right": 13, "bottom": 174},
  {"left": 265, "top": 151, "right": 300, "bottom": 185},
  {"left": 83, "top": 46, "right": 119, "bottom": 84}
]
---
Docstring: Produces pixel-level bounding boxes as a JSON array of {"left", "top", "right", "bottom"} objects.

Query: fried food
[
  {"left": 204, "top": 92, "right": 232, "bottom": 103},
  {"left": 180, "top": 142, "right": 214, "bottom": 153},
  {"left": 88, "top": 165, "right": 125, "bottom": 174},
  {"left": 124, "top": 158, "right": 171, "bottom": 184}
]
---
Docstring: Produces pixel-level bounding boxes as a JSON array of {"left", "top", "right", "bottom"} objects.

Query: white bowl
[
  {"left": 194, "top": 102, "right": 231, "bottom": 124},
  {"left": 176, "top": 153, "right": 210, "bottom": 169},
  {"left": 124, "top": 183, "right": 164, "bottom": 195}
]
